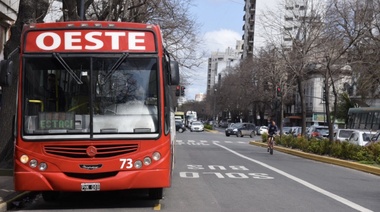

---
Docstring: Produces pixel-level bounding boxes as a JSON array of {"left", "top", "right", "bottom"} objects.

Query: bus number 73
[{"left": 120, "top": 158, "right": 133, "bottom": 169}]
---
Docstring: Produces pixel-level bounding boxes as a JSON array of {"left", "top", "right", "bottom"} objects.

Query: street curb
[
  {"left": 249, "top": 141, "right": 380, "bottom": 176},
  {"left": 0, "top": 191, "right": 30, "bottom": 212}
]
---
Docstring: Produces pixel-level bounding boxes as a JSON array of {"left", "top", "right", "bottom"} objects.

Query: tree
[
  {"left": 0, "top": 0, "right": 49, "bottom": 168},
  {"left": 319, "top": 0, "right": 376, "bottom": 140}
]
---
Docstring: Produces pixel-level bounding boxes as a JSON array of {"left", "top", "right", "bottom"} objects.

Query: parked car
[
  {"left": 190, "top": 121, "right": 204, "bottom": 132},
  {"left": 334, "top": 129, "right": 355, "bottom": 142},
  {"left": 218, "top": 119, "right": 230, "bottom": 128},
  {"left": 307, "top": 125, "right": 329, "bottom": 139},
  {"left": 347, "top": 130, "right": 377, "bottom": 146},
  {"left": 175, "top": 120, "right": 186, "bottom": 133},
  {"left": 291, "top": 126, "right": 302, "bottom": 137},
  {"left": 257, "top": 126, "right": 268, "bottom": 135},
  {"left": 236, "top": 123, "right": 256, "bottom": 138},
  {"left": 365, "top": 132, "right": 380, "bottom": 146},
  {"left": 282, "top": 126, "right": 292, "bottom": 135}
]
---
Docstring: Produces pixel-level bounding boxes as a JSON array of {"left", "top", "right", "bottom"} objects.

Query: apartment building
[
  {"left": 0, "top": 0, "right": 18, "bottom": 60},
  {"left": 206, "top": 41, "right": 243, "bottom": 96},
  {"left": 242, "top": 0, "right": 256, "bottom": 59}
]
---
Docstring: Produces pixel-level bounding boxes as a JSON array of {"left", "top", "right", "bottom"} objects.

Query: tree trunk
[
  {"left": 297, "top": 77, "right": 307, "bottom": 136},
  {"left": 0, "top": 0, "right": 48, "bottom": 168}
]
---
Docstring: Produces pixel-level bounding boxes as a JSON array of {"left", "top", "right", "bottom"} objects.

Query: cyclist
[{"left": 267, "top": 120, "right": 278, "bottom": 153}]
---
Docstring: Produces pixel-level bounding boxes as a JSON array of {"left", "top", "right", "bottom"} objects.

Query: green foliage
[
  {"left": 261, "top": 133, "right": 268, "bottom": 143},
  {"left": 204, "top": 124, "right": 213, "bottom": 130},
  {"left": 270, "top": 136, "right": 380, "bottom": 165}
]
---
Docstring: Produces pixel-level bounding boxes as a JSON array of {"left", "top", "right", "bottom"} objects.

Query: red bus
[{"left": 0, "top": 21, "right": 179, "bottom": 201}]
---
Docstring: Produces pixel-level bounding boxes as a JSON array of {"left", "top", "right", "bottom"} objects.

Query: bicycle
[{"left": 267, "top": 134, "right": 275, "bottom": 155}]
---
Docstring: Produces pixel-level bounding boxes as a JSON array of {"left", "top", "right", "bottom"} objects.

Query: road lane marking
[
  {"left": 213, "top": 142, "right": 373, "bottom": 212},
  {"left": 153, "top": 203, "right": 161, "bottom": 210}
]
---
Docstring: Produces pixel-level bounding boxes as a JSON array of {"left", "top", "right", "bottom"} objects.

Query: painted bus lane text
[{"left": 179, "top": 165, "right": 274, "bottom": 179}]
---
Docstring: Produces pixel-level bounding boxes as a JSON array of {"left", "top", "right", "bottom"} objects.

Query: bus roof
[{"left": 348, "top": 107, "right": 380, "bottom": 114}]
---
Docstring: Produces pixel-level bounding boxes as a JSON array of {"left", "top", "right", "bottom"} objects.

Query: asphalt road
[{"left": 9, "top": 129, "right": 380, "bottom": 211}]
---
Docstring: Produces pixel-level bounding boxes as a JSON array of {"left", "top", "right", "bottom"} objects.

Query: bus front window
[
  {"left": 22, "top": 56, "right": 159, "bottom": 137},
  {"left": 93, "top": 58, "right": 158, "bottom": 134}
]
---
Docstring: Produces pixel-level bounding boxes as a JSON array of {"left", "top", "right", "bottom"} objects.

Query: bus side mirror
[
  {"left": 169, "top": 61, "right": 180, "bottom": 86},
  {"left": 0, "top": 60, "right": 13, "bottom": 86}
]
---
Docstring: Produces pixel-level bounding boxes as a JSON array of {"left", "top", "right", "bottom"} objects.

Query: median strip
[{"left": 249, "top": 141, "right": 380, "bottom": 176}]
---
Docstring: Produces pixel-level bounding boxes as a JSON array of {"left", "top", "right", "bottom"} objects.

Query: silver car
[{"left": 190, "top": 121, "right": 204, "bottom": 132}]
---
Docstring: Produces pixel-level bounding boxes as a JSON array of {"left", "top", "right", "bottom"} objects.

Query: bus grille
[
  {"left": 64, "top": 171, "right": 118, "bottom": 180},
  {"left": 44, "top": 144, "right": 139, "bottom": 158}
]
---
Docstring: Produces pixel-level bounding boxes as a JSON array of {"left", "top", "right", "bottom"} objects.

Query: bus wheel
[
  {"left": 42, "top": 191, "right": 60, "bottom": 202},
  {"left": 148, "top": 188, "right": 163, "bottom": 200}
]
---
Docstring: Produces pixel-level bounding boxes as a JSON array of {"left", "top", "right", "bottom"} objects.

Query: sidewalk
[{"left": 0, "top": 169, "right": 28, "bottom": 212}]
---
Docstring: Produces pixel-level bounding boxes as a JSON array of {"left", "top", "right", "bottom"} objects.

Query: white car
[
  {"left": 347, "top": 130, "right": 377, "bottom": 146},
  {"left": 334, "top": 129, "right": 355, "bottom": 142},
  {"left": 190, "top": 121, "right": 204, "bottom": 132},
  {"left": 257, "top": 126, "right": 268, "bottom": 135}
]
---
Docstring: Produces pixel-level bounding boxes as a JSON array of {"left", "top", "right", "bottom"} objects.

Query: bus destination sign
[{"left": 39, "top": 112, "right": 75, "bottom": 130}]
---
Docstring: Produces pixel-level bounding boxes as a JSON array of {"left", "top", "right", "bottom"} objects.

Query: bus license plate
[{"left": 81, "top": 183, "right": 100, "bottom": 191}]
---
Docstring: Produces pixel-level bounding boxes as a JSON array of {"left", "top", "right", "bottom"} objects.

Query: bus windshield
[{"left": 22, "top": 56, "right": 159, "bottom": 138}]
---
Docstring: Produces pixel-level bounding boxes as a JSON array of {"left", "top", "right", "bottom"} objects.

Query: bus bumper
[{"left": 14, "top": 169, "right": 171, "bottom": 191}]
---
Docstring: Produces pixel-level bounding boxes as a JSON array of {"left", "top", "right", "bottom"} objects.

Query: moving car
[
  {"left": 236, "top": 123, "right": 256, "bottom": 138},
  {"left": 175, "top": 120, "right": 186, "bottom": 133},
  {"left": 225, "top": 123, "right": 239, "bottom": 136},
  {"left": 225, "top": 123, "right": 256, "bottom": 137},
  {"left": 190, "top": 121, "right": 204, "bottom": 132},
  {"left": 347, "top": 130, "right": 377, "bottom": 146}
]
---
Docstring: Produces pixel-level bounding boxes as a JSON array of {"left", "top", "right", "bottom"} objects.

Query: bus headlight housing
[
  {"left": 143, "top": 157, "right": 152, "bottom": 165},
  {"left": 152, "top": 152, "right": 161, "bottom": 161},
  {"left": 39, "top": 162, "right": 47, "bottom": 171},
  {"left": 20, "top": 155, "right": 29, "bottom": 164},
  {"left": 134, "top": 160, "right": 143, "bottom": 169},
  {"left": 29, "top": 159, "right": 38, "bottom": 168}
]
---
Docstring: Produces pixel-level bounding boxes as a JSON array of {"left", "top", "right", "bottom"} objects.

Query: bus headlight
[
  {"left": 20, "top": 155, "right": 29, "bottom": 164},
  {"left": 134, "top": 160, "right": 143, "bottom": 169},
  {"left": 29, "top": 159, "right": 38, "bottom": 168},
  {"left": 39, "top": 163, "right": 47, "bottom": 171},
  {"left": 152, "top": 152, "right": 161, "bottom": 161},
  {"left": 143, "top": 157, "right": 152, "bottom": 166}
]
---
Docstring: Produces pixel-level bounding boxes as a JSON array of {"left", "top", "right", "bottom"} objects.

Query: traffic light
[
  {"left": 181, "top": 86, "right": 185, "bottom": 96},
  {"left": 175, "top": 86, "right": 180, "bottom": 96},
  {"left": 322, "top": 86, "right": 326, "bottom": 101},
  {"left": 276, "top": 87, "right": 281, "bottom": 97}
]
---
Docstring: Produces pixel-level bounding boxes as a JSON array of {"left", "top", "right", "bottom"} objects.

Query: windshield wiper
[
  {"left": 102, "top": 52, "right": 129, "bottom": 84},
  {"left": 53, "top": 53, "right": 83, "bottom": 84}
]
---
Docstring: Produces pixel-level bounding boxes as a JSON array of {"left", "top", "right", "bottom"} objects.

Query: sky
[{"left": 186, "top": 0, "right": 281, "bottom": 100}]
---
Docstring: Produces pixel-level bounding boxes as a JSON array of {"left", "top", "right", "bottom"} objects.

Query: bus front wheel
[
  {"left": 148, "top": 188, "right": 163, "bottom": 199},
  {"left": 42, "top": 191, "right": 60, "bottom": 202}
]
